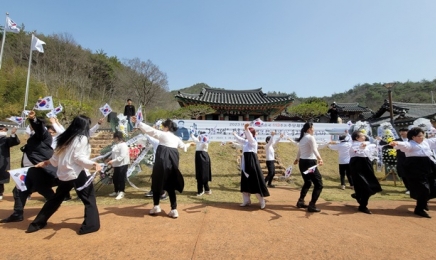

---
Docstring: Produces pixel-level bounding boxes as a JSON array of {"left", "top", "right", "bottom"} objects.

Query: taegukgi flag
[
  {"left": 135, "top": 105, "right": 143, "bottom": 127},
  {"left": 303, "top": 165, "right": 318, "bottom": 175},
  {"left": 34, "top": 96, "right": 54, "bottom": 110},
  {"left": 9, "top": 167, "right": 30, "bottom": 191},
  {"left": 5, "top": 16, "right": 20, "bottom": 33},
  {"left": 7, "top": 116, "right": 25, "bottom": 125},
  {"left": 46, "top": 104, "right": 63, "bottom": 118},
  {"left": 250, "top": 118, "right": 264, "bottom": 127},
  {"left": 99, "top": 103, "right": 112, "bottom": 117}
]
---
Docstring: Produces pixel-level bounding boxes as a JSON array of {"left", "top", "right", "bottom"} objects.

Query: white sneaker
[
  {"left": 0, "top": 195, "right": 3, "bottom": 200},
  {"left": 115, "top": 192, "right": 125, "bottom": 200},
  {"left": 405, "top": 190, "right": 410, "bottom": 195},
  {"left": 149, "top": 205, "right": 161, "bottom": 215},
  {"left": 240, "top": 200, "right": 251, "bottom": 207},
  {"left": 168, "top": 209, "right": 179, "bottom": 218},
  {"left": 260, "top": 198, "right": 266, "bottom": 209},
  {"left": 197, "top": 191, "right": 204, "bottom": 196},
  {"left": 109, "top": 192, "right": 118, "bottom": 197},
  {"left": 205, "top": 190, "right": 212, "bottom": 195},
  {"left": 341, "top": 185, "right": 345, "bottom": 190}
]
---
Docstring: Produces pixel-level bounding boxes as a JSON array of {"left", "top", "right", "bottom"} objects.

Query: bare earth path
[{"left": 0, "top": 187, "right": 435, "bottom": 260}]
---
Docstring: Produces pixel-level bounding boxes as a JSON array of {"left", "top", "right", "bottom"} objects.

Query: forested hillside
[{"left": 1, "top": 29, "right": 434, "bottom": 124}]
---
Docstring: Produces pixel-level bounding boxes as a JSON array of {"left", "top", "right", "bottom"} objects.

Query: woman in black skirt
[
  {"left": 133, "top": 118, "right": 192, "bottom": 218},
  {"left": 294, "top": 122, "right": 324, "bottom": 213},
  {"left": 349, "top": 130, "right": 382, "bottom": 214},
  {"left": 191, "top": 133, "right": 212, "bottom": 196},
  {"left": 390, "top": 127, "right": 436, "bottom": 218},
  {"left": 232, "top": 123, "right": 269, "bottom": 209}
]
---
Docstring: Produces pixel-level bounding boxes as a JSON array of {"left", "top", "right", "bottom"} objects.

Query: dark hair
[
  {"left": 339, "top": 135, "right": 346, "bottom": 141},
  {"left": 399, "top": 128, "right": 408, "bottom": 132},
  {"left": 199, "top": 131, "right": 206, "bottom": 135},
  {"left": 248, "top": 127, "right": 256, "bottom": 137},
  {"left": 162, "top": 119, "right": 178, "bottom": 133},
  {"left": 46, "top": 125, "right": 56, "bottom": 133},
  {"left": 266, "top": 136, "right": 271, "bottom": 143},
  {"left": 351, "top": 130, "right": 364, "bottom": 141},
  {"left": 0, "top": 125, "right": 7, "bottom": 131},
  {"left": 37, "top": 117, "right": 47, "bottom": 126},
  {"left": 297, "top": 122, "right": 313, "bottom": 142},
  {"left": 407, "top": 127, "right": 424, "bottom": 140},
  {"left": 55, "top": 115, "right": 91, "bottom": 153},
  {"left": 127, "top": 99, "right": 132, "bottom": 102},
  {"left": 113, "top": 131, "right": 124, "bottom": 141}
]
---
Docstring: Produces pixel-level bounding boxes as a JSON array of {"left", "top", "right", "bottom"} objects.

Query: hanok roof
[
  {"left": 175, "top": 88, "right": 294, "bottom": 106},
  {"left": 336, "top": 102, "right": 371, "bottom": 113},
  {"left": 370, "top": 101, "right": 436, "bottom": 126}
]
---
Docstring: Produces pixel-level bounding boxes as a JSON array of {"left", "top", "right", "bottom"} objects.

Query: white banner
[{"left": 173, "top": 120, "right": 348, "bottom": 142}]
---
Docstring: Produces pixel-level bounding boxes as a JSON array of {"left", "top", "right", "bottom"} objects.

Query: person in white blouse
[
  {"left": 132, "top": 117, "right": 192, "bottom": 218},
  {"left": 144, "top": 132, "right": 168, "bottom": 200},
  {"left": 349, "top": 131, "right": 382, "bottom": 214},
  {"left": 26, "top": 115, "right": 103, "bottom": 235},
  {"left": 328, "top": 135, "right": 354, "bottom": 190},
  {"left": 107, "top": 131, "right": 130, "bottom": 200},
  {"left": 192, "top": 132, "right": 212, "bottom": 196},
  {"left": 294, "top": 122, "right": 324, "bottom": 213},
  {"left": 264, "top": 131, "right": 283, "bottom": 188},
  {"left": 233, "top": 123, "right": 269, "bottom": 209},
  {"left": 390, "top": 127, "right": 436, "bottom": 218}
]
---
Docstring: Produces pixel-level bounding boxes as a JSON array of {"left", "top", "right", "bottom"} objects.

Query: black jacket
[
  {"left": 22, "top": 118, "right": 53, "bottom": 166},
  {"left": 124, "top": 105, "right": 135, "bottom": 117},
  {"left": 0, "top": 134, "right": 20, "bottom": 183}
]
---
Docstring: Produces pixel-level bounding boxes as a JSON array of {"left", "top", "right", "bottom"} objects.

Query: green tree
[{"left": 287, "top": 98, "right": 328, "bottom": 122}]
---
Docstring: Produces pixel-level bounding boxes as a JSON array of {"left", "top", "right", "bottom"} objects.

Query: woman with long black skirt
[
  {"left": 133, "top": 118, "right": 192, "bottom": 218},
  {"left": 107, "top": 131, "right": 130, "bottom": 200},
  {"left": 349, "top": 130, "right": 382, "bottom": 214},
  {"left": 294, "top": 122, "right": 324, "bottom": 213},
  {"left": 390, "top": 127, "right": 436, "bottom": 218},
  {"left": 233, "top": 123, "right": 269, "bottom": 209},
  {"left": 26, "top": 115, "right": 103, "bottom": 234},
  {"left": 191, "top": 133, "right": 212, "bottom": 196}
]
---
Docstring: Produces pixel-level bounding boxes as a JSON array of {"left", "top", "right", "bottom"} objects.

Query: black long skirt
[
  {"left": 151, "top": 145, "right": 184, "bottom": 193},
  {"left": 240, "top": 152, "right": 270, "bottom": 197},
  {"left": 403, "top": 156, "right": 436, "bottom": 201},
  {"left": 350, "top": 157, "right": 382, "bottom": 197},
  {"left": 195, "top": 151, "right": 212, "bottom": 183}
]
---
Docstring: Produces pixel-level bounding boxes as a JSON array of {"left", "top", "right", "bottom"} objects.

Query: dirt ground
[{"left": 0, "top": 186, "right": 435, "bottom": 260}]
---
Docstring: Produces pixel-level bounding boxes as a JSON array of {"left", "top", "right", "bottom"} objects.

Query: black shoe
[
  {"left": 307, "top": 205, "right": 321, "bottom": 213},
  {"left": 351, "top": 193, "right": 356, "bottom": 199},
  {"left": 358, "top": 206, "right": 372, "bottom": 214},
  {"left": 63, "top": 196, "right": 72, "bottom": 202},
  {"left": 77, "top": 228, "right": 99, "bottom": 235},
  {"left": 267, "top": 184, "right": 275, "bottom": 188},
  {"left": 424, "top": 205, "right": 429, "bottom": 211},
  {"left": 0, "top": 214, "right": 24, "bottom": 223},
  {"left": 296, "top": 200, "right": 308, "bottom": 209},
  {"left": 144, "top": 191, "right": 153, "bottom": 197},
  {"left": 414, "top": 209, "right": 431, "bottom": 218},
  {"left": 26, "top": 222, "right": 47, "bottom": 233}
]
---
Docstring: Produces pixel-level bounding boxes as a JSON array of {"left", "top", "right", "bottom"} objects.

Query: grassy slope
[{"left": 4, "top": 135, "right": 409, "bottom": 207}]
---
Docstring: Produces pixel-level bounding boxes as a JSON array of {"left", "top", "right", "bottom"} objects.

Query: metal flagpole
[
  {"left": 24, "top": 33, "right": 34, "bottom": 112},
  {"left": 0, "top": 13, "right": 9, "bottom": 70}
]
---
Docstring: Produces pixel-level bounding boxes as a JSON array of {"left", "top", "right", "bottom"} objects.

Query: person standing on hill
[
  {"left": 294, "top": 122, "right": 324, "bottom": 213},
  {"left": 124, "top": 99, "right": 135, "bottom": 132},
  {"left": 0, "top": 125, "right": 20, "bottom": 201},
  {"left": 264, "top": 131, "right": 283, "bottom": 188}
]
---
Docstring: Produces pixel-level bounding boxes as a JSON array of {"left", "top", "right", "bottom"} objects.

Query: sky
[{"left": 2, "top": 1, "right": 436, "bottom": 97}]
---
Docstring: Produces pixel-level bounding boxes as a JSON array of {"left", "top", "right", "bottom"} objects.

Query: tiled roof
[
  {"left": 336, "top": 102, "right": 371, "bottom": 112},
  {"left": 175, "top": 88, "right": 294, "bottom": 105},
  {"left": 372, "top": 101, "right": 436, "bottom": 119}
]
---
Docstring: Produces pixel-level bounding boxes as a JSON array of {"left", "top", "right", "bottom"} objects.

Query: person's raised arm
[
  {"left": 7, "top": 127, "right": 20, "bottom": 147},
  {"left": 28, "top": 111, "right": 46, "bottom": 140},
  {"left": 244, "top": 123, "right": 256, "bottom": 146}
]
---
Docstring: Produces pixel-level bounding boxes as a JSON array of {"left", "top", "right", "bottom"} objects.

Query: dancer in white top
[
  {"left": 328, "top": 135, "right": 354, "bottom": 190},
  {"left": 264, "top": 131, "right": 283, "bottom": 188},
  {"left": 192, "top": 133, "right": 212, "bottom": 196},
  {"left": 107, "top": 131, "right": 130, "bottom": 200}
]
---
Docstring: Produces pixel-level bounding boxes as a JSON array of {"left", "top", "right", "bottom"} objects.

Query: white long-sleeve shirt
[
  {"left": 349, "top": 141, "right": 376, "bottom": 158},
  {"left": 110, "top": 142, "right": 130, "bottom": 167},
  {"left": 296, "top": 133, "right": 321, "bottom": 160},
  {"left": 328, "top": 142, "right": 351, "bottom": 164},
  {"left": 265, "top": 136, "right": 281, "bottom": 161},
  {"left": 137, "top": 122, "right": 190, "bottom": 151},
  {"left": 395, "top": 139, "right": 436, "bottom": 163},
  {"left": 192, "top": 134, "right": 208, "bottom": 152},
  {"left": 233, "top": 129, "right": 258, "bottom": 175},
  {"left": 49, "top": 136, "right": 95, "bottom": 181}
]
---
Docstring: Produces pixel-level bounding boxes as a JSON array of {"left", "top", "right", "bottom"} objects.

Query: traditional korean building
[
  {"left": 335, "top": 102, "right": 374, "bottom": 122},
  {"left": 370, "top": 100, "right": 436, "bottom": 127},
  {"left": 175, "top": 87, "right": 294, "bottom": 121}
]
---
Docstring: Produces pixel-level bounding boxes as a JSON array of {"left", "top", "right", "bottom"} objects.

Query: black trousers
[
  {"left": 153, "top": 189, "right": 177, "bottom": 210},
  {"left": 264, "top": 160, "right": 276, "bottom": 185},
  {"left": 339, "top": 164, "right": 353, "bottom": 186},
  {"left": 113, "top": 165, "right": 128, "bottom": 193},
  {"left": 298, "top": 159, "right": 323, "bottom": 205},
  {"left": 197, "top": 181, "right": 210, "bottom": 194},
  {"left": 0, "top": 184, "right": 4, "bottom": 195},
  {"left": 28, "top": 171, "right": 100, "bottom": 234},
  {"left": 12, "top": 168, "right": 56, "bottom": 216}
]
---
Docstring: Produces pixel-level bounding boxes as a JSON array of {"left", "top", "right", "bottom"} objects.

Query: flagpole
[
  {"left": 24, "top": 33, "right": 34, "bottom": 111},
  {"left": 0, "top": 13, "right": 9, "bottom": 70}
]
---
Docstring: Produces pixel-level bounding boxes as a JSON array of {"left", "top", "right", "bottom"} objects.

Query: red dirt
[{"left": 0, "top": 187, "right": 435, "bottom": 260}]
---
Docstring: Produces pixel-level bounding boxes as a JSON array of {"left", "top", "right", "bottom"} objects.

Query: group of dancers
[{"left": 0, "top": 114, "right": 435, "bottom": 236}]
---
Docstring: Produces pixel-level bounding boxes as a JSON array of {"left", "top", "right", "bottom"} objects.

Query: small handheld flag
[
  {"left": 303, "top": 165, "right": 318, "bottom": 175},
  {"left": 7, "top": 116, "right": 24, "bottom": 125},
  {"left": 34, "top": 96, "right": 54, "bottom": 111},
  {"left": 9, "top": 167, "right": 30, "bottom": 191},
  {"left": 284, "top": 166, "right": 293, "bottom": 178},
  {"left": 99, "top": 103, "right": 112, "bottom": 117},
  {"left": 135, "top": 105, "right": 143, "bottom": 128},
  {"left": 250, "top": 118, "right": 264, "bottom": 127}
]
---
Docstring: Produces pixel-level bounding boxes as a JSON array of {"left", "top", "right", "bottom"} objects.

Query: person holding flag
[
  {"left": 0, "top": 125, "right": 20, "bottom": 200},
  {"left": 349, "top": 130, "right": 382, "bottom": 214},
  {"left": 294, "top": 122, "right": 324, "bottom": 213},
  {"left": 191, "top": 132, "right": 212, "bottom": 196},
  {"left": 264, "top": 131, "right": 283, "bottom": 188}
]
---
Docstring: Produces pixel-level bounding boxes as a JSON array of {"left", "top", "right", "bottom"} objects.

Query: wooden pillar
[{"left": 244, "top": 113, "right": 249, "bottom": 121}]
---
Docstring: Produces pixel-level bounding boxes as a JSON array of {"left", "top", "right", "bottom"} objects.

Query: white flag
[
  {"left": 135, "top": 105, "right": 143, "bottom": 128},
  {"left": 9, "top": 167, "right": 30, "bottom": 191},
  {"left": 5, "top": 16, "right": 20, "bottom": 33},
  {"left": 31, "top": 34, "right": 46, "bottom": 53},
  {"left": 46, "top": 104, "right": 63, "bottom": 118},
  {"left": 99, "top": 103, "right": 112, "bottom": 117},
  {"left": 7, "top": 116, "right": 25, "bottom": 125},
  {"left": 34, "top": 96, "right": 54, "bottom": 110}
]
